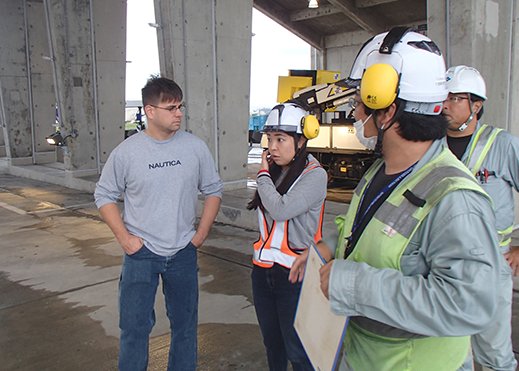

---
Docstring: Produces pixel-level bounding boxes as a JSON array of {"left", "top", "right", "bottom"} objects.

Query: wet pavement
[
  {"left": 0, "top": 174, "right": 267, "bottom": 370},
  {"left": 1, "top": 169, "right": 519, "bottom": 370}
]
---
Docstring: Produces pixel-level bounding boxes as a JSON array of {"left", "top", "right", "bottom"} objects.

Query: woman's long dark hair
[{"left": 247, "top": 138, "right": 309, "bottom": 210}]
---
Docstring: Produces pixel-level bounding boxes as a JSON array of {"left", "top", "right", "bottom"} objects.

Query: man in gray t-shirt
[{"left": 94, "top": 76, "right": 223, "bottom": 371}]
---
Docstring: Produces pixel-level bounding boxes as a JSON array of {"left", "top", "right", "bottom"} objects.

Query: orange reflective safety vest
[{"left": 253, "top": 161, "right": 325, "bottom": 269}]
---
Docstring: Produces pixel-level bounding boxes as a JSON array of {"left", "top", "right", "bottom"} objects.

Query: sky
[{"left": 125, "top": 0, "right": 310, "bottom": 112}]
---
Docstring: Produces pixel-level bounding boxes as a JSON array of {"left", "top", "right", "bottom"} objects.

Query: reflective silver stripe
[
  {"left": 270, "top": 220, "right": 286, "bottom": 248},
  {"left": 257, "top": 209, "right": 267, "bottom": 241},
  {"left": 376, "top": 202, "right": 419, "bottom": 239},
  {"left": 256, "top": 248, "right": 296, "bottom": 267},
  {"left": 500, "top": 233, "right": 512, "bottom": 245},
  {"left": 355, "top": 177, "right": 367, "bottom": 196},
  {"left": 466, "top": 125, "right": 493, "bottom": 171},
  {"left": 498, "top": 229, "right": 513, "bottom": 247},
  {"left": 375, "top": 166, "right": 475, "bottom": 238},
  {"left": 411, "top": 166, "right": 474, "bottom": 198},
  {"left": 351, "top": 317, "right": 427, "bottom": 339}
]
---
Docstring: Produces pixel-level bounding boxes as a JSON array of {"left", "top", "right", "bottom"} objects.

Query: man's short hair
[
  {"left": 142, "top": 76, "right": 183, "bottom": 106},
  {"left": 469, "top": 94, "right": 485, "bottom": 120},
  {"left": 365, "top": 99, "right": 449, "bottom": 142},
  {"left": 396, "top": 110, "right": 449, "bottom": 141}
]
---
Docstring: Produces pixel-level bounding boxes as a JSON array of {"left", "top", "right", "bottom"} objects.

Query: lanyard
[{"left": 348, "top": 163, "right": 416, "bottom": 243}]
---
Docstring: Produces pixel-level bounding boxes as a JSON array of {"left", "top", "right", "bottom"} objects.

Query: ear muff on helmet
[
  {"left": 301, "top": 115, "right": 320, "bottom": 139},
  {"left": 360, "top": 63, "right": 400, "bottom": 110}
]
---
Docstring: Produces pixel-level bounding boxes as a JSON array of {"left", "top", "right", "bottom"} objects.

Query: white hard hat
[
  {"left": 346, "top": 27, "right": 448, "bottom": 115},
  {"left": 263, "top": 103, "right": 307, "bottom": 134},
  {"left": 446, "top": 65, "right": 487, "bottom": 100},
  {"left": 262, "top": 102, "right": 319, "bottom": 140}
]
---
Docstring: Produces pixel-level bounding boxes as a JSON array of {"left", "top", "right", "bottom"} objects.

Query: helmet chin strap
[
  {"left": 290, "top": 135, "right": 306, "bottom": 163},
  {"left": 373, "top": 102, "right": 405, "bottom": 158},
  {"left": 373, "top": 123, "right": 386, "bottom": 158},
  {"left": 457, "top": 93, "right": 474, "bottom": 132},
  {"left": 457, "top": 112, "right": 474, "bottom": 132}
]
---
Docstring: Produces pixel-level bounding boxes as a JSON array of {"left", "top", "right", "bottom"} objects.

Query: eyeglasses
[
  {"left": 347, "top": 97, "right": 358, "bottom": 110},
  {"left": 149, "top": 103, "right": 185, "bottom": 113},
  {"left": 445, "top": 96, "right": 469, "bottom": 103}
]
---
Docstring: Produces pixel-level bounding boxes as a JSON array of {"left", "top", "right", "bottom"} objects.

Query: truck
[
  {"left": 249, "top": 113, "right": 268, "bottom": 144},
  {"left": 274, "top": 69, "right": 376, "bottom": 188}
]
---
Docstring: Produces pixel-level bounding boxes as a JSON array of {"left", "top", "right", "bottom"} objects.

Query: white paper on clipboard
[{"left": 294, "top": 244, "right": 348, "bottom": 371}]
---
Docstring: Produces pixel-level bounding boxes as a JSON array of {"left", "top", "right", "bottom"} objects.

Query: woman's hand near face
[{"left": 261, "top": 149, "right": 272, "bottom": 171}]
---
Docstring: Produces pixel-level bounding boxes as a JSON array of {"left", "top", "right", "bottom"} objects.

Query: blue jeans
[
  {"left": 252, "top": 264, "right": 314, "bottom": 371},
  {"left": 118, "top": 242, "right": 199, "bottom": 371}
]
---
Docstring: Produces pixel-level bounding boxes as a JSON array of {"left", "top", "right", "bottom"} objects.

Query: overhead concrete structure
[
  {"left": 153, "top": 0, "right": 253, "bottom": 189},
  {"left": 0, "top": 0, "right": 518, "bottom": 196},
  {"left": 0, "top": 0, "right": 252, "bottom": 191},
  {"left": 0, "top": 0, "right": 125, "bottom": 183},
  {"left": 256, "top": 0, "right": 518, "bottom": 140}
]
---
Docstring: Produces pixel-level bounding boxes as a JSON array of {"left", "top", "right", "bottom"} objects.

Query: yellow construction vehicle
[{"left": 276, "top": 69, "right": 376, "bottom": 186}]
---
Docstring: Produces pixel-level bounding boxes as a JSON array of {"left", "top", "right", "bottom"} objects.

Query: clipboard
[{"left": 294, "top": 244, "right": 348, "bottom": 371}]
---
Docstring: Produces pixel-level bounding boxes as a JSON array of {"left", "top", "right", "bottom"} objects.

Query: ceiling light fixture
[{"left": 308, "top": 0, "right": 318, "bottom": 8}]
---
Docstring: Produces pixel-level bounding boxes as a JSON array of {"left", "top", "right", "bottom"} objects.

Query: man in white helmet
[
  {"left": 443, "top": 65, "right": 519, "bottom": 371},
  {"left": 289, "top": 27, "right": 501, "bottom": 370}
]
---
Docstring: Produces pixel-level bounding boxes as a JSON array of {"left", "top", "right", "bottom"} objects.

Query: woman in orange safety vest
[{"left": 247, "top": 101, "right": 327, "bottom": 371}]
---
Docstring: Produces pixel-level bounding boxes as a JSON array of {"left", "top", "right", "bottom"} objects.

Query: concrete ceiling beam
[
  {"left": 355, "top": 0, "right": 400, "bottom": 8},
  {"left": 327, "top": 0, "right": 386, "bottom": 34},
  {"left": 290, "top": 5, "right": 342, "bottom": 22},
  {"left": 253, "top": 0, "right": 324, "bottom": 51}
]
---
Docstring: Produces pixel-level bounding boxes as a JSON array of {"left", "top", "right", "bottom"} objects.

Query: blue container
[{"left": 249, "top": 115, "right": 267, "bottom": 131}]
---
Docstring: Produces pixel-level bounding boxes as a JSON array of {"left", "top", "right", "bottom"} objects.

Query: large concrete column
[
  {"left": 44, "top": 0, "right": 125, "bottom": 175},
  {"left": 428, "top": 0, "right": 519, "bottom": 221},
  {"left": 154, "top": 0, "right": 253, "bottom": 189},
  {"left": 0, "top": 0, "right": 55, "bottom": 165},
  {"left": 427, "top": 0, "right": 449, "bottom": 63},
  {"left": 29, "top": 0, "right": 60, "bottom": 164},
  {"left": 508, "top": 1, "right": 519, "bottom": 139},
  {"left": 92, "top": 0, "right": 127, "bottom": 165}
]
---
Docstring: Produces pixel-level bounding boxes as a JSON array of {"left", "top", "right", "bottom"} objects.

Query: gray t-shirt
[{"left": 95, "top": 130, "right": 223, "bottom": 256}]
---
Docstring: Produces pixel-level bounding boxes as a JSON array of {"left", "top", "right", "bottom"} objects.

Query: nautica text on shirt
[{"left": 149, "top": 160, "right": 181, "bottom": 169}]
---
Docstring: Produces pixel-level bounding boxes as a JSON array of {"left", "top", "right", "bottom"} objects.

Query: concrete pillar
[
  {"left": 508, "top": 2, "right": 519, "bottom": 139},
  {"left": 44, "top": 0, "right": 125, "bottom": 175},
  {"left": 92, "top": 0, "right": 127, "bottom": 164},
  {"left": 428, "top": 0, "right": 519, "bottom": 221},
  {"left": 29, "top": 0, "right": 60, "bottom": 164},
  {"left": 429, "top": 0, "right": 515, "bottom": 131},
  {"left": 323, "top": 30, "right": 374, "bottom": 74},
  {"left": 426, "top": 0, "right": 448, "bottom": 65},
  {"left": 154, "top": 0, "right": 253, "bottom": 189},
  {"left": 0, "top": 0, "right": 55, "bottom": 166}
]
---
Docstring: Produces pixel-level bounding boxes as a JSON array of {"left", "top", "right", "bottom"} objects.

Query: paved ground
[
  {"left": 0, "top": 174, "right": 268, "bottom": 370},
  {"left": 1, "top": 170, "right": 518, "bottom": 370}
]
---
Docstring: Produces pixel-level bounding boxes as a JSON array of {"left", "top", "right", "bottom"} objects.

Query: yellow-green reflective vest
[
  {"left": 464, "top": 124, "right": 512, "bottom": 246},
  {"left": 335, "top": 147, "right": 491, "bottom": 371}
]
